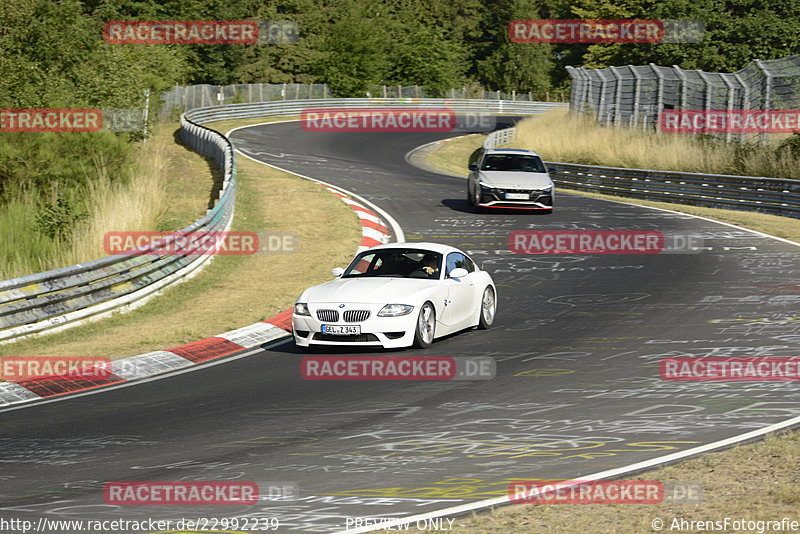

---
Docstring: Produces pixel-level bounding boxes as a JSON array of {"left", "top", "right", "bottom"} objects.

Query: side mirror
[
  {"left": 331, "top": 267, "right": 344, "bottom": 277},
  {"left": 448, "top": 268, "right": 469, "bottom": 279},
  {"left": 468, "top": 164, "right": 478, "bottom": 171}
]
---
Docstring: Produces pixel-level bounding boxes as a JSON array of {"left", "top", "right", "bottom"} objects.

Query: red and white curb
[
  {"left": 0, "top": 187, "right": 391, "bottom": 408},
  {"left": 321, "top": 184, "right": 390, "bottom": 251}
]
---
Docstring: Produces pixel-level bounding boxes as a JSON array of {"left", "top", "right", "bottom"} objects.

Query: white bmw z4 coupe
[{"left": 292, "top": 242, "right": 496, "bottom": 349}]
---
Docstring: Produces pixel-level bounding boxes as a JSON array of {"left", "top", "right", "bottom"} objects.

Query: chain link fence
[{"left": 567, "top": 54, "right": 800, "bottom": 143}]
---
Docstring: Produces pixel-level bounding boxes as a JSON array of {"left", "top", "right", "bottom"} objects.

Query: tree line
[{"left": 2, "top": 0, "right": 799, "bottom": 111}]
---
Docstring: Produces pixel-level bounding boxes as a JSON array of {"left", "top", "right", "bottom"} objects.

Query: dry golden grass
[
  {"left": 398, "top": 431, "right": 800, "bottom": 534},
  {"left": 0, "top": 120, "right": 360, "bottom": 358},
  {"left": 58, "top": 127, "right": 174, "bottom": 265},
  {"left": 513, "top": 109, "right": 800, "bottom": 179},
  {"left": 423, "top": 132, "right": 800, "bottom": 242}
]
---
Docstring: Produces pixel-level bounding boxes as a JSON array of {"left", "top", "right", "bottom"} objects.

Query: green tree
[
  {"left": 314, "top": 1, "right": 389, "bottom": 97},
  {"left": 564, "top": 0, "right": 800, "bottom": 72},
  {"left": 478, "top": 0, "right": 553, "bottom": 93}
]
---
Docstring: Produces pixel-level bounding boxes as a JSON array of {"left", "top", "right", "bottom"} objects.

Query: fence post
[
  {"left": 578, "top": 68, "right": 591, "bottom": 114},
  {"left": 673, "top": 65, "right": 688, "bottom": 111},
  {"left": 597, "top": 68, "right": 612, "bottom": 125},
  {"left": 755, "top": 59, "right": 772, "bottom": 145},
  {"left": 610, "top": 66, "right": 623, "bottom": 126},
  {"left": 651, "top": 63, "right": 664, "bottom": 132},
  {"left": 734, "top": 71, "right": 749, "bottom": 144},
  {"left": 565, "top": 66, "right": 576, "bottom": 110},
  {"left": 631, "top": 67, "right": 642, "bottom": 129},
  {"left": 697, "top": 70, "right": 714, "bottom": 138},
  {"left": 720, "top": 74, "right": 736, "bottom": 143}
]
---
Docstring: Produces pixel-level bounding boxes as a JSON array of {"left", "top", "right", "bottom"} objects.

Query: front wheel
[
  {"left": 477, "top": 286, "right": 496, "bottom": 329},
  {"left": 413, "top": 302, "right": 436, "bottom": 348}
]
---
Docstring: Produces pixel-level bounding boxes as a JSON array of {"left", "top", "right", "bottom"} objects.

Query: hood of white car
[
  {"left": 478, "top": 170, "right": 552, "bottom": 189},
  {"left": 302, "top": 277, "right": 436, "bottom": 305}
]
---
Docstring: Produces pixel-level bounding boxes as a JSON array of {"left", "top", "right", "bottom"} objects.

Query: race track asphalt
[{"left": 1, "top": 119, "right": 798, "bottom": 533}]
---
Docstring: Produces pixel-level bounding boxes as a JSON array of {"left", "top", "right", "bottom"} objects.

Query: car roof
[
  {"left": 364, "top": 242, "right": 463, "bottom": 255},
  {"left": 484, "top": 148, "right": 541, "bottom": 157}
]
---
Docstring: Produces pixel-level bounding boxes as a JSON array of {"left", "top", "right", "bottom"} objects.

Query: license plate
[
  {"left": 321, "top": 324, "right": 361, "bottom": 335},
  {"left": 505, "top": 192, "right": 529, "bottom": 200}
]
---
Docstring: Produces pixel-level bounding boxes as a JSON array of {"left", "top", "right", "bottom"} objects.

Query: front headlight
[
  {"left": 294, "top": 303, "right": 311, "bottom": 316},
  {"left": 378, "top": 304, "right": 415, "bottom": 317},
  {"left": 478, "top": 181, "right": 496, "bottom": 190},
  {"left": 540, "top": 185, "right": 553, "bottom": 192}
]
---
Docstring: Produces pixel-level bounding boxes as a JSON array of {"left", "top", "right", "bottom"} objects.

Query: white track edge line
[
  {"left": 228, "top": 118, "right": 800, "bottom": 533},
  {"left": 227, "top": 121, "right": 405, "bottom": 243},
  {"left": 407, "top": 135, "right": 799, "bottom": 248},
  {"left": 338, "top": 413, "right": 800, "bottom": 533}
]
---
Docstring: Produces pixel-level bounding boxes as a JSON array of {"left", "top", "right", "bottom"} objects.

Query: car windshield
[
  {"left": 481, "top": 154, "right": 546, "bottom": 173},
  {"left": 342, "top": 249, "right": 443, "bottom": 279}
]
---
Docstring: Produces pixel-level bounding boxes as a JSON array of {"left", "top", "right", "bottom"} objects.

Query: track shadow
[
  {"left": 173, "top": 127, "right": 225, "bottom": 210},
  {"left": 441, "top": 198, "right": 553, "bottom": 215}
]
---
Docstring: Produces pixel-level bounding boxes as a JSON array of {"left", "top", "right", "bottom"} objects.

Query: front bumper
[
  {"left": 292, "top": 304, "right": 418, "bottom": 349},
  {"left": 478, "top": 187, "right": 553, "bottom": 209}
]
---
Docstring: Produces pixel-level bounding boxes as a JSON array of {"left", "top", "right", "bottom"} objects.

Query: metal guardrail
[
  {"left": 0, "top": 117, "right": 236, "bottom": 343},
  {"left": 0, "top": 98, "right": 562, "bottom": 343},
  {"left": 184, "top": 97, "right": 567, "bottom": 124},
  {"left": 484, "top": 127, "right": 800, "bottom": 218},
  {"left": 161, "top": 83, "right": 566, "bottom": 117}
]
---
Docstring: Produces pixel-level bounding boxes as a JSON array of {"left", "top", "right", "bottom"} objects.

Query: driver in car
[{"left": 411, "top": 254, "right": 440, "bottom": 278}]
